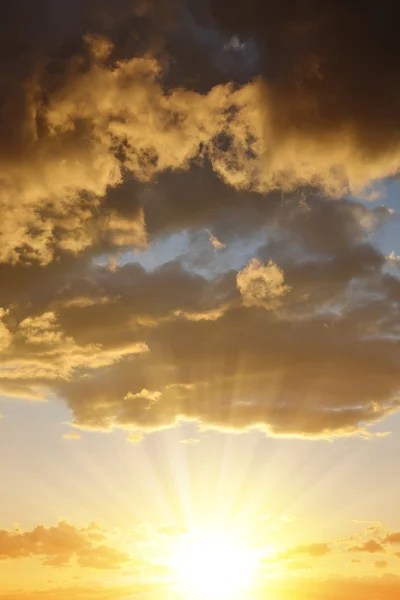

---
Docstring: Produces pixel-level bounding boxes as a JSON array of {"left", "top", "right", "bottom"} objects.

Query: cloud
[
  {"left": 373, "top": 560, "right": 388, "bottom": 569},
  {"left": 0, "top": 3, "right": 398, "bottom": 440},
  {"left": 0, "top": 309, "right": 12, "bottom": 352},
  {"left": 0, "top": 308, "right": 148, "bottom": 401},
  {"left": 0, "top": 522, "right": 129, "bottom": 569},
  {"left": 57, "top": 285, "right": 400, "bottom": 437},
  {"left": 206, "top": 0, "right": 400, "bottom": 194},
  {"left": 206, "top": 230, "right": 226, "bottom": 250},
  {"left": 62, "top": 431, "right": 81, "bottom": 441},
  {"left": 280, "top": 543, "right": 331, "bottom": 559},
  {"left": 383, "top": 532, "right": 400, "bottom": 545},
  {"left": 387, "top": 251, "right": 400, "bottom": 265},
  {"left": 127, "top": 432, "right": 145, "bottom": 444},
  {"left": 347, "top": 540, "right": 385, "bottom": 554},
  {"left": 0, "top": 0, "right": 399, "bottom": 267},
  {"left": 237, "top": 258, "right": 291, "bottom": 308},
  {"left": 0, "top": 193, "right": 397, "bottom": 438}
]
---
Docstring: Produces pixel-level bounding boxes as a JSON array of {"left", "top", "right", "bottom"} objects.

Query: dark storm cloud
[
  {"left": 0, "top": 183, "right": 399, "bottom": 436},
  {"left": 208, "top": 0, "right": 400, "bottom": 154},
  {"left": 0, "top": 0, "right": 399, "bottom": 439},
  {"left": 203, "top": 0, "right": 400, "bottom": 192},
  {"left": 0, "top": 0, "right": 399, "bottom": 264}
]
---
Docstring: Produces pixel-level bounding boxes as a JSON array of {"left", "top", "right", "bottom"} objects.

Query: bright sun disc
[{"left": 171, "top": 530, "right": 258, "bottom": 599}]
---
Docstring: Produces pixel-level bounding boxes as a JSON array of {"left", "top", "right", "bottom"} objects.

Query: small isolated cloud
[
  {"left": 387, "top": 251, "right": 400, "bottom": 264},
  {"left": 206, "top": 229, "right": 226, "bottom": 250},
  {"left": 374, "top": 560, "right": 388, "bottom": 569},
  {"left": 348, "top": 540, "right": 385, "bottom": 554},
  {"left": 127, "top": 432, "right": 145, "bottom": 445},
  {"left": 280, "top": 543, "right": 331, "bottom": 559},
  {"left": 62, "top": 431, "right": 81, "bottom": 441},
  {"left": 237, "top": 258, "right": 291, "bottom": 308}
]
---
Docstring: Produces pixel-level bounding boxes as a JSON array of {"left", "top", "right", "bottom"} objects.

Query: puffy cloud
[
  {"left": 207, "top": 0, "right": 400, "bottom": 194},
  {"left": 0, "top": 3, "right": 398, "bottom": 440},
  {"left": 19, "top": 313, "right": 64, "bottom": 345},
  {"left": 0, "top": 188, "right": 397, "bottom": 438},
  {"left": 56, "top": 293, "right": 400, "bottom": 437},
  {"left": 237, "top": 258, "right": 291, "bottom": 308},
  {"left": 347, "top": 540, "right": 385, "bottom": 554},
  {"left": 0, "top": 309, "right": 148, "bottom": 401},
  {"left": 0, "top": 0, "right": 399, "bottom": 267},
  {"left": 383, "top": 532, "right": 400, "bottom": 545},
  {"left": 0, "top": 522, "right": 129, "bottom": 569}
]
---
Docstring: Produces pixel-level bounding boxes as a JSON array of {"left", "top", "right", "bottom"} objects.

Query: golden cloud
[
  {"left": 0, "top": 2, "right": 398, "bottom": 441},
  {"left": 0, "top": 522, "right": 129, "bottom": 569}
]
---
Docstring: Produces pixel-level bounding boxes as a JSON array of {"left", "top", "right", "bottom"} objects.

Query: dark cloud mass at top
[{"left": 0, "top": 0, "right": 399, "bottom": 438}]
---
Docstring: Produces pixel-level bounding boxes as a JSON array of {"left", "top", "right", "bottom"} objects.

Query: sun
[{"left": 170, "top": 529, "right": 258, "bottom": 599}]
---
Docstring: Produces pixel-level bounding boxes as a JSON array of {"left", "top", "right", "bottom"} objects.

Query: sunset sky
[{"left": 1, "top": 1, "right": 400, "bottom": 599}]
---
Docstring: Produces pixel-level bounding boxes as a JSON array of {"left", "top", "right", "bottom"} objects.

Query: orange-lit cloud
[
  {"left": 280, "top": 542, "right": 331, "bottom": 559},
  {"left": 347, "top": 540, "right": 385, "bottom": 554},
  {"left": 62, "top": 431, "right": 81, "bottom": 441},
  {"left": 0, "top": 522, "right": 129, "bottom": 569},
  {"left": 0, "top": 1, "right": 398, "bottom": 442},
  {"left": 383, "top": 531, "right": 400, "bottom": 544}
]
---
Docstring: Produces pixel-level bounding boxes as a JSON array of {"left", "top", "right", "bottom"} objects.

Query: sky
[{"left": 1, "top": 1, "right": 400, "bottom": 599}]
